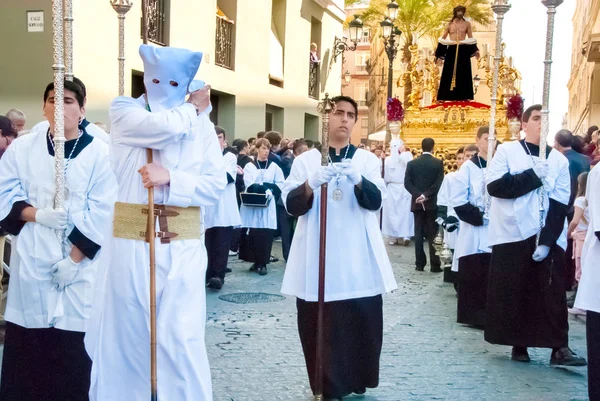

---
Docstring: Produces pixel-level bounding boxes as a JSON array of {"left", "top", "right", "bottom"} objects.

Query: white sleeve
[
  {"left": 282, "top": 156, "right": 308, "bottom": 210},
  {"left": 485, "top": 144, "right": 509, "bottom": 185},
  {"left": 243, "top": 164, "right": 258, "bottom": 188},
  {"left": 166, "top": 129, "right": 227, "bottom": 208},
  {"left": 589, "top": 169, "right": 600, "bottom": 232},
  {"left": 274, "top": 165, "right": 285, "bottom": 190},
  {"left": 549, "top": 159, "right": 571, "bottom": 206},
  {"left": 364, "top": 153, "right": 388, "bottom": 202},
  {"left": 109, "top": 96, "right": 198, "bottom": 150},
  {"left": 0, "top": 140, "right": 28, "bottom": 221},
  {"left": 437, "top": 176, "right": 449, "bottom": 207},
  {"left": 224, "top": 153, "right": 238, "bottom": 181},
  {"left": 450, "top": 163, "right": 470, "bottom": 208},
  {"left": 70, "top": 149, "right": 118, "bottom": 246}
]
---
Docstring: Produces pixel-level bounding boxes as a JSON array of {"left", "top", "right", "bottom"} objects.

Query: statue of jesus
[{"left": 435, "top": 6, "right": 480, "bottom": 102}]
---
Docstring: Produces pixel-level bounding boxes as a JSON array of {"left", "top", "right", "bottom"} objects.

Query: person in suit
[{"left": 404, "top": 137, "right": 445, "bottom": 272}]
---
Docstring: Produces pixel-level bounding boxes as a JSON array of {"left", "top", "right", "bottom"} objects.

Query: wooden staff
[
  {"left": 314, "top": 94, "right": 334, "bottom": 401},
  {"left": 140, "top": 2, "right": 158, "bottom": 400}
]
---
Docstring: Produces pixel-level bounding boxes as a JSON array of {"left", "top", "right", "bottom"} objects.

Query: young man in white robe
[
  {"left": 204, "top": 126, "right": 241, "bottom": 290},
  {"left": 484, "top": 104, "right": 586, "bottom": 366},
  {"left": 382, "top": 138, "right": 414, "bottom": 245},
  {"left": 451, "top": 127, "right": 492, "bottom": 328},
  {"left": 436, "top": 146, "right": 471, "bottom": 284},
  {"left": 574, "top": 165, "right": 600, "bottom": 400},
  {"left": 0, "top": 80, "right": 117, "bottom": 400},
  {"left": 85, "top": 45, "right": 226, "bottom": 401},
  {"left": 281, "top": 95, "right": 397, "bottom": 400}
]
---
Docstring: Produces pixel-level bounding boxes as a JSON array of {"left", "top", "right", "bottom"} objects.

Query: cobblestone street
[{"left": 207, "top": 241, "right": 588, "bottom": 401}]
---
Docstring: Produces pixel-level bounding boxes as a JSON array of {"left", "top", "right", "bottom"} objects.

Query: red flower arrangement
[
  {"left": 506, "top": 94, "right": 524, "bottom": 120},
  {"left": 387, "top": 97, "right": 404, "bottom": 122}
]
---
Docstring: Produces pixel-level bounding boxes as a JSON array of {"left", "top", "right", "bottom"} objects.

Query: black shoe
[
  {"left": 550, "top": 347, "right": 587, "bottom": 367},
  {"left": 511, "top": 346, "right": 531, "bottom": 362},
  {"left": 269, "top": 255, "right": 279, "bottom": 263},
  {"left": 257, "top": 265, "right": 268, "bottom": 276},
  {"left": 207, "top": 277, "right": 223, "bottom": 290},
  {"left": 430, "top": 266, "right": 443, "bottom": 273},
  {"left": 225, "top": 267, "right": 232, "bottom": 273},
  {"left": 415, "top": 266, "right": 424, "bottom": 271},
  {"left": 249, "top": 264, "right": 257, "bottom": 272},
  {"left": 353, "top": 388, "right": 366, "bottom": 395}
]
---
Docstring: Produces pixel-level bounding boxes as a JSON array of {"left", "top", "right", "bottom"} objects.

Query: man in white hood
[{"left": 85, "top": 45, "right": 225, "bottom": 401}]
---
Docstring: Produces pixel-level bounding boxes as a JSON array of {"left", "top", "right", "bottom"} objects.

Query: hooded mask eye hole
[
  {"left": 169, "top": 81, "right": 179, "bottom": 87},
  {"left": 152, "top": 78, "right": 160, "bottom": 84}
]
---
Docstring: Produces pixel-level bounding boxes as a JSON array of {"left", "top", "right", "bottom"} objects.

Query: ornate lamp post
[
  {"left": 332, "top": 15, "right": 364, "bottom": 63},
  {"left": 380, "top": 0, "right": 402, "bottom": 144},
  {"left": 111, "top": 0, "right": 133, "bottom": 96}
]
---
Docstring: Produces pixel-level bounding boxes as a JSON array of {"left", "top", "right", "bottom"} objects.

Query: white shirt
[
  {"left": 485, "top": 141, "right": 570, "bottom": 250},
  {"left": 31, "top": 119, "right": 110, "bottom": 144},
  {"left": 240, "top": 161, "right": 284, "bottom": 230},
  {"left": 573, "top": 196, "right": 589, "bottom": 233},
  {"left": 204, "top": 151, "right": 241, "bottom": 229}
]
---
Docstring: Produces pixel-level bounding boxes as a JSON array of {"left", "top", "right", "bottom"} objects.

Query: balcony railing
[
  {"left": 355, "top": 65, "right": 368, "bottom": 73},
  {"left": 143, "top": 0, "right": 167, "bottom": 46},
  {"left": 215, "top": 16, "right": 234, "bottom": 70},
  {"left": 357, "top": 100, "right": 367, "bottom": 107},
  {"left": 309, "top": 62, "right": 319, "bottom": 99}
]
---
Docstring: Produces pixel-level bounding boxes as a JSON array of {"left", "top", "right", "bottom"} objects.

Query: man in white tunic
[
  {"left": 451, "top": 127, "right": 492, "bottom": 328},
  {"left": 382, "top": 138, "right": 414, "bottom": 245},
  {"left": 574, "top": 165, "right": 600, "bottom": 400},
  {"left": 85, "top": 45, "right": 225, "bottom": 401},
  {"left": 0, "top": 80, "right": 116, "bottom": 400},
  {"left": 204, "top": 125, "right": 241, "bottom": 290},
  {"left": 484, "top": 105, "right": 586, "bottom": 366},
  {"left": 282, "top": 95, "right": 397, "bottom": 399}
]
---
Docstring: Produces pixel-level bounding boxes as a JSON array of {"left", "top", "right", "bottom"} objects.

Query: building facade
[
  {"left": 567, "top": 0, "right": 600, "bottom": 136},
  {"left": 0, "top": 0, "right": 345, "bottom": 140}
]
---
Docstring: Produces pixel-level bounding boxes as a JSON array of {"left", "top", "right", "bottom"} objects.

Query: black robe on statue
[
  {"left": 484, "top": 141, "right": 569, "bottom": 349},
  {"left": 435, "top": 40, "right": 478, "bottom": 102},
  {"left": 286, "top": 145, "right": 385, "bottom": 399}
]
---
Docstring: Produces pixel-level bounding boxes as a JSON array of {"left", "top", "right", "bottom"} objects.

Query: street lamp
[
  {"left": 379, "top": 7, "right": 401, "bottom": 143},
  {"left": 386, "top": 0, "right": 399, "bottom": 21},
  {"left": 473, "top": 74, "right": 481, "bottom": 94},
  {"left": 111, "top": 0, "right": 134, "bottom": 96},
  {"left": 344, "top": 70, "right": 352, "bottom": 84},
  {"left": 332, "top": 15, "right": 364, "bottom": 63}
]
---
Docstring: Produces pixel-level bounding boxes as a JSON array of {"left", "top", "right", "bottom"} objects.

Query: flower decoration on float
[
  {"left": 506, "top": 94, "right": 524, "bottom": 141},
  {"left": 387, "top": 97, "right": 404, "bottom": 139}
]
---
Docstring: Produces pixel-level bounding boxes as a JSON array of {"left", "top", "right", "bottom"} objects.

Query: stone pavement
[{"left": 207, "top": 241, "right": 589, "bottom": 401}]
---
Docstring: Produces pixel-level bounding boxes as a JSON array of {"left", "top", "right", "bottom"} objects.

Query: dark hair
[
  {"left": 554, "top": 129, "right": 573, "bottom": 148},
  {"left": 248, "top": 137, "right": 256, "bottom": 145},
  {"left": 235, "top": 140, "right": 248, "bottom": 153},
  {"left": 0, "top": 116, "right": 18, "bottom": 138},
  {"left": 577, "top": 172, "right": 589, "bottom": 198},
  {"left": 73, "top": 76, "right": 87, "bottom": 98},
  {"left": 293, "top": 139, "right": 307, "bottom": 154},
  {"left": 265, "top": 131, "right": 282, "bottom": 146},
  {"left": 456, "top": 146, "right": 465, "bottom": 155},
  {"left": 573, "top": 135, "right": 586, "bottom": 153},
  {"left": 522, "top": 104, "right": 542, "bottom": 123},
  {"left": 421, "top": 137, "right": 435, "bottom": 152},
  {"left": 476, "top": 126, "right": 489, "bottom": 139},
  {"left": 224, "top": 146, "right": 238, "bottom": 155},
  {"left": 255, "top": 138, "right": 271, "bottom": 149},
  {"left": 585, "top": 125, "right": 598, "bottom": 143},
  {"left": 331, "top": 95, "right": 358, "bottom": 122},
  {"left": 314, "top": 141, "right": 322, "bottom": 152},
  {"left": 44, "top": 80, "right": 85, "bottom": 107},
  {"left": 305, "top": 139, "right": 315, "bottom": 148},
  {"left": 215, "top": 125, "right": 226, "bottom": 138},
  {"left": 256, "top": 131, "right": 266, "bottom": 139},
  {"left": 464, "top": 144, "right": 478, "bottom": 153},
  {"left": 453, "top": 5, "right": 466, "bottom": 19}
]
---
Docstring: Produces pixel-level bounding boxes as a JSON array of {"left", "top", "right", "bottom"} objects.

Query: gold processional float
[{"left": 386, "top": 14, "right": 523, "bottom": 172}]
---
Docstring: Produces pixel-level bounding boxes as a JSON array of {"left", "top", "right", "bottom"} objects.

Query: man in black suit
[{"left": 404, "top": 138, "right": 445, "bottom": 272}]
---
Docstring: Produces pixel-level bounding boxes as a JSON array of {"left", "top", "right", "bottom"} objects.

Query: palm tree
[{"left": 346, "top": 0, "right": 492, "bottom": 107}]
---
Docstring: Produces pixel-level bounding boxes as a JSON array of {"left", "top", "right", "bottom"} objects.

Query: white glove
[
  {"left": 308, "top": 166, "right": 336, "bottom": 190},
  {"left": 35, "top": 208, "right": 68, "bottom": 230},
  {"left": 532, "top": 245, "right": 550, "bottom": 262},
  {"left": 435, "top": 217, "right": 445, "bottom": 226},
  {"left": 335, "top": 163, "right": 362, "bottom": 186},
  {"left": 532, "top": 160, "right": 549, "bottom": 179},
  {"left": 51, "top": 256, "right": 82, "bottom": 291},
  {"left": 483, "top": 216, "right": 490, "bottom": 226}
]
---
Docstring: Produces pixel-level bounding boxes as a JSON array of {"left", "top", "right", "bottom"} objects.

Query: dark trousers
[
  {"left": 276, "top": 204, "right": 295, "bottom": 262},
  {"left": 412, "top": 209, "right": 440, "bottom": 269},
  {"left": 239, "top": 228, "right": 275, "bottom": 265},
  {"left": 588, "top": 311, "right": 600, "bottom": 401},
  {"left": 206, "top": 226, "right": 234, "bottom": 282},
  {"left": 0, "top": 322, "right": 91, "bottom": 401},
  {"left": 230, "top": 228, "right": 241, "bottom": 253},
  {"left": 565, "top": 238, "right": 575, "bottom": 291}
]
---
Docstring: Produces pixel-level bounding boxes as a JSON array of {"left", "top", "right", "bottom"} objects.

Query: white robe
[
  {"left": 239, "top": 161, "right": 284, "bottom": 230},
  {"left": 204, "top": 151, "right": 241, "bottom": 229},
  {"left": 485, "top": 141, "right": 570, "bottom": 250},
  {"left": 437, "top": 172, "right": 459, "bottom": 271},
  {"left": 575, "top": 166, "right": 600, "bottom": 313},
  {"left": 382, "top": 152, "right": 414, "bottom": 238},
  {"left": 451, "top": 158, "right": 491, "bottom": 266},
  {"left": 85, "top": 96, "right": 226, "bottom": 401},
  {"left": 31, "top": 119, "right": 110, "bottom": 144},
  {"left": 0, "top": 130, "right": 116, "bottom": 332},
  {"left": 281, "top": 148, "right": 398, "bottom": 302}
]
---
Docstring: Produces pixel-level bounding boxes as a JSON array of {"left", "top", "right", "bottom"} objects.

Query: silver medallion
[{"left": 333, "top": 188, "right": 343, "bottom": 201}]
